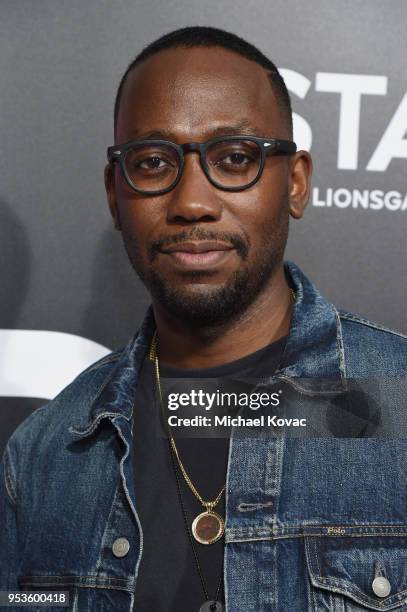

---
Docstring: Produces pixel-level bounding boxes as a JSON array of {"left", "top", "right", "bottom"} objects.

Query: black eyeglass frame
[{"left": 106, "top": 135, "right": 297, "bottom": 195}]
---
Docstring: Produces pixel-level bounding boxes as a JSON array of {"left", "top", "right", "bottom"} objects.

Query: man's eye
[
  {"left": 139, "top": 156, "right": 168, "bottom": 169},
  {"left": 216, "top": 152, "right": 253, "bottom": 166}
]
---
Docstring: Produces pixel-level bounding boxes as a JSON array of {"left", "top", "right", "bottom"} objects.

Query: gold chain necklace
[
  {"left": 150, "top": 332, "right": 226, "bottom": 545},
  {"left": 149, "top": 287, "right": 296, "bottom": 545}
]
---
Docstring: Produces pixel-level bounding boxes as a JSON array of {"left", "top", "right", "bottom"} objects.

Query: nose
[{"left": 165, "top": 152, "right": 222, "bottom": 224}]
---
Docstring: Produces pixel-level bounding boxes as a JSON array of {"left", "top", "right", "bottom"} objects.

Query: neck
[{"left": 151, "top": 264, "right": 294, "bottom": 369}]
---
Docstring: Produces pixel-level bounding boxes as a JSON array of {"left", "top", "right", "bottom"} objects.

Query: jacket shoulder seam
[{"left": 339, "top": 311, "right": 407, "bottom": 339}]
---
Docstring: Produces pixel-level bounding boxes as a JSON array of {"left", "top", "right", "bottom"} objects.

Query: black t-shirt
[{"left": 132, "top": 335, "right": 287, "bottom": 611}]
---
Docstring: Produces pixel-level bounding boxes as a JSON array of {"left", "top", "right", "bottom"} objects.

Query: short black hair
[{"left": 113, "top": 26, "right": 293, "bottom": 139}]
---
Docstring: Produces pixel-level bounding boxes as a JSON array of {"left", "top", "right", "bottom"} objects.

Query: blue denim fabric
[{"left": 1, "top": 260, "right": 407, "bottom": 611}]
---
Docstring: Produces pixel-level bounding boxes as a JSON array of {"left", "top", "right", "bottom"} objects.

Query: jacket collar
[
  {"left": 71, "top": 260, "right": 346, "bottom": 436},
  {"left": 277, "top": 261, "right": 346, "bottom": 380}
]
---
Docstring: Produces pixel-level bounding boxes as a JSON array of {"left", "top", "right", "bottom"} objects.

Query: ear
[
  {"left": 104, "top": 163, "right": 122, "bottom": 231},
  {"left": 288, "top": 151, "right": 313, "bottom": 220}
]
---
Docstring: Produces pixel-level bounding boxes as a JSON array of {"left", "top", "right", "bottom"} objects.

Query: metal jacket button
[
  {"left": 112, "top": 537, "right": 130, "bottom": 558},
  {"left": 372, "top": 576, "right": 391, "bottom": 598}
]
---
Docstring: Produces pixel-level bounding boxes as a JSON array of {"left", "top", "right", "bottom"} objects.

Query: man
[{"left": 1, "top": 26, "right": 406, "bottom": 612}]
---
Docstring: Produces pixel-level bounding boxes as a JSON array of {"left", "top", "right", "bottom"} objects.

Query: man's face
[{"left": 105, "top": 46, "right": 310, "bottom": 326}]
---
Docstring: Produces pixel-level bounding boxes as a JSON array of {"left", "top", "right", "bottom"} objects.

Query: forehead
[{"left": 116, "top": 46, "right": 285, "bottom": 142}]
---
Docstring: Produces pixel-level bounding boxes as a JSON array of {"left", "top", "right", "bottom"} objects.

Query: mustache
[{"left": 149, "top": 228, "right": 249, "bottom": 262}]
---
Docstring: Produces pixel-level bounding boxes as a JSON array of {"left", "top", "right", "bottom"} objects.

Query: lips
[
  {"left": 161, "top": 241, "right": 234, "bottom": 254},
  {"left": 160, "top": 241, "right": 234, "bottom": 269}
]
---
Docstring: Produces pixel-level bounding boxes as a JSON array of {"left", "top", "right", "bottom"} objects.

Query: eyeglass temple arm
[
  {"left": 106, "top": 146, "right": 122, "bottom": 163},
  {"left": 264, "top": 139, "right": 297, "bottom": 154}
]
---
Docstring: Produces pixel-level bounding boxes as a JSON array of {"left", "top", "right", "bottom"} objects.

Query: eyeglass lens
[{"left": 123, "top": 139, "right": 262, "bottom": 192}]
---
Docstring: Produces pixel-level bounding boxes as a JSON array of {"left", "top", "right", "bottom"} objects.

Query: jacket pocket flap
[
  {"left": 18, "top": 574, "right": 131, "bottom": 591},
  {"left": 305, "top": 534, "right": 407, "bottom": 610}
]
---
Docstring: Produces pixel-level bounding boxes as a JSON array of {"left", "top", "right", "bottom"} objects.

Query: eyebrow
[{"left": 127, "top": 119, "right": 263, "bottom": 141}]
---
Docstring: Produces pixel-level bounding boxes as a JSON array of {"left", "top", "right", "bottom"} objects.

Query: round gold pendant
[{"left": 192, "top": 510, "right": 224, "bottom": 545}]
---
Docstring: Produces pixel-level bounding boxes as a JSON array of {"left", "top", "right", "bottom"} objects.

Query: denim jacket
[{"left": 1, "top": 260, "right": 407, "bottom": 612}]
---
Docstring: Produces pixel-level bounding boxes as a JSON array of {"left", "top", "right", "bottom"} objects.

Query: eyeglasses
[{"left": 107, "top": 135, "right": 297, "bottom": 195}]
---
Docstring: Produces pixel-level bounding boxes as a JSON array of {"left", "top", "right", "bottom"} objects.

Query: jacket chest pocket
[
  {"left": 18, "top": 575, "right": 133, "bottom": 612},
  {"left": 305, "top": 531, "right": 407, "bottom": 611}
]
